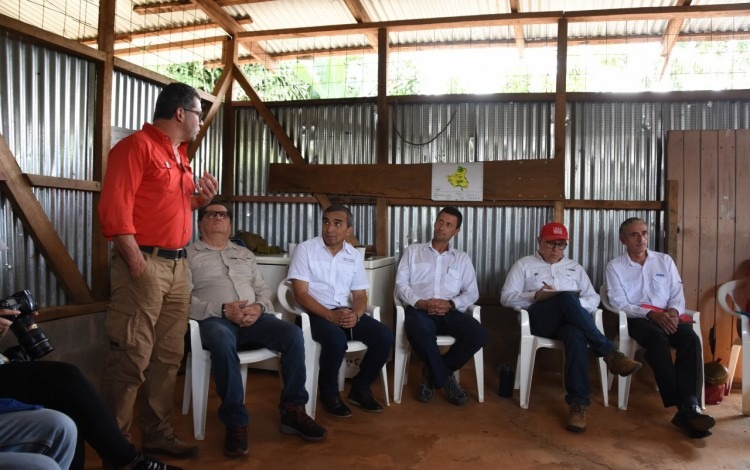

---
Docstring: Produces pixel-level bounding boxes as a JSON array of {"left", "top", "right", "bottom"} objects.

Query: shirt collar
[{"left": 193, "top": 238, "right": 237, "bottom": 252}]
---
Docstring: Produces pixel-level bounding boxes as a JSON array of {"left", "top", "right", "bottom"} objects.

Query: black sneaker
[
  {"left": 347, "top": 389, "right": 384, "bottom": 413},
  {"left": 443, "top": 374, "right": 469, "bottom": 406},
  {"left": 417, "top": 365, "right": 435, "bottom": 403},
  {"left": 321, "top": 394, "right": 352, "bottom": 418},
  {"left": 223, "top": 425, "right": 248, "bottom": 458},
  {"left": 132, "top": 452, "right": 183, "bottom": 470},
  {"left": 280, "top": 403, "right": 327, "bottom": 441}
]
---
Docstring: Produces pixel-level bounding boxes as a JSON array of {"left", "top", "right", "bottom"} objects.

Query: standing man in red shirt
[{"left": 98, "top": 82, "right": 218, "bottom": 458}]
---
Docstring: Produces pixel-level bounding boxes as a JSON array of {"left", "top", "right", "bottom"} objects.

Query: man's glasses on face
[
  {"left": 205, "top": 211, "right": 230, "bottom": 220},
  {"left": 183, "top": 108, "right": 205, "bottom": 121},
  {"left": 544, "top": 240, "right": 568, "bottom": 250}
]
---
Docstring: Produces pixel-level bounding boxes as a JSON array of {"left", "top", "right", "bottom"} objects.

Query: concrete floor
[{"left": 87, "top": 358, "right": 750, "bottom": 470}]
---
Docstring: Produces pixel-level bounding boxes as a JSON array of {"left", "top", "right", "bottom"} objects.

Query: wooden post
[{"left": 91, "top": 0, "right": 116, "bottom": 300}]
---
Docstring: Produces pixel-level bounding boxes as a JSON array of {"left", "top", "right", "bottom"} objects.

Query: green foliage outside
[{"left": 151, "top": 39, "right": 750, "bottom": 101}]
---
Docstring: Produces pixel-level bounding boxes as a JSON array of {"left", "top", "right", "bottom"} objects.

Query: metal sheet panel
[
  {"left": 0, "top": 32, "right": 96, "bottom": 307},
  {"left": 392, "top": 102, "right": 554, "bottom": 164}
]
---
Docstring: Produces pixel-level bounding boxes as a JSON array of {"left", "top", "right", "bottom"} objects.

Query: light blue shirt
[
  {"left": 395, "top": 242, "right": 479, "bottom": 313},
  {"left": 605, "top": 249, "right": 686, "bottom": 319},
  {"left": 500, "top": 252, "right": 600, "bottom": 313},
  {"left": 287, "top": 236, "right": 369, "bottom": 309}
]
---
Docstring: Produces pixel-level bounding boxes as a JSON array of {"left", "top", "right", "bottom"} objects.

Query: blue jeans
[
  {"left": 199, "top": 314, "right": 308, "bottom": 428},
  {"left": 0, "top": 408, "right": 77, "bottom": 470},
  {"left": 308, "top": 314, "right": 394, "bottom": 398},
  {"left": 528, "top": 292, "right": 615, "bottom": 406},
  {"left": 404, "top": 306, "right": 486, "bottom": 388},
  {"left": 0, "top": 453, "right": 61, "bottom": 470}
]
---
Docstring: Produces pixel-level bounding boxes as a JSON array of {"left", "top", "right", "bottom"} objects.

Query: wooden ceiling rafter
[
  {"left": 134, "top": 0, "right": 268, "bottom": 15},
  {"left": 342, "top": 0, "right": 380, "bottom": 53},
  {"left": 658, "top": 0, "right": 692, "bottom": 80},
  {"left": 201, "top": 28, "right": 750, "bottom": 67},
  {"left": 508, "top": 0, "right": 526, "bottom": 57},
  {"left": 79, "top": 17, "right": 253, "bottom": 46},
  {"left": 236, "top": 4, "right": 750, "bottom": 42},
  {"left": 98, "top": 4, "right": 750, "bottom": 70},
  {"left": 130, "top": 0, "right": 277, "bottom": 71}
]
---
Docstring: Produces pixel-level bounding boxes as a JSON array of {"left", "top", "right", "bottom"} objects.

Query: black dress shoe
[
  {"left": 347, "top": 390, "right": 383, "bottom": 413},
  {"left": 671, "top": 405, "right": 715, "bottom": 434},
  {"left": 321, "top": 394, "right": 352, "bottom": 418}
]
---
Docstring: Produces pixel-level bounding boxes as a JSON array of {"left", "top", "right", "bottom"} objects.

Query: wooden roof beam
[
  {"left": 188, "top": 0, "right": 278, "bottom": 70},
  {"left": 236, "top": 4, "right": 750, "bottom": 42},
  {"left": 134, "top": 0, "right": 268, "bottom": 15},
  {"left": 343, "top": 0, "right": 380, "bottom": 53},
  {"left": 79, "top": 17, "right": 253, "bottom": 46},
  {"left": 658, "top": 0, "right": 692, "bottom": 80},
  {"left": 204, "top": 28, "right": 750, "bottom": 67},
  {"left": 509, "top": 0, "right": 526, "bottom": 57}
]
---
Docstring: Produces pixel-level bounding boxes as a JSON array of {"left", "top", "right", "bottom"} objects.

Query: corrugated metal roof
[{"left": 1, "top": 0, "right": 750, "bottom": 67}]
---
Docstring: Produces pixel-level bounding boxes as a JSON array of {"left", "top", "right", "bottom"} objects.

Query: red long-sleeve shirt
[{"left": 99, "top": 123, "right": 195, "bottom": 249}]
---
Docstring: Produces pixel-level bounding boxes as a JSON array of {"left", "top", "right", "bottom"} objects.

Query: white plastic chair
[
  {"left": 393, "top": 295, "right": 484, "bottom": 404},
  {"left": 716, "top": 279, "right": 750, "bottom": 414},
  {"left": 600, "top": 284, "right": 705, "bottom": 410},
  {"left": 181, "top": 318, "right": 281, "bottom": 440},
  {"left": 513, "top": 306, "right": 608, "bottom": 409},
  {"left": 277, "top": 279, "right": 390, "bottom": 419}
]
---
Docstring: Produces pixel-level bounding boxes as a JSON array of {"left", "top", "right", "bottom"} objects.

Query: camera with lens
[{"left": 0, "top": 289, "right": 54, "bottom": 360}]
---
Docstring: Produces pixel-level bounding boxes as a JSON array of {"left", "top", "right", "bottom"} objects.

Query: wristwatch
[
  {"left": 221, "top": 304, "right": 226, "bottom": 318},
  {"left": 449, "top": 300, "right": 456, "bottom": 310}
]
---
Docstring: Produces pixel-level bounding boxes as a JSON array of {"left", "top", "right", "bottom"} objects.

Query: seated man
[
  {"left": 501, "top": 222, "right": 642, "bottom": 433},
  {"left": 0, "top": 314, "right": 179, "bottom": 470},
  {"left": 394, "top": 206, "right": 485, "bottom": 405},
  {"left": 288, "top": 204, "right": 394, "bottom": 418},
  {"left": 0, "top": 406, "right": 76, "bottom": 470},
  {"left": 605, "top": 217, "right": 714, "bottom": 438},
  {"left": 186, "top": 200, "right": 326, "bottom": 458}
]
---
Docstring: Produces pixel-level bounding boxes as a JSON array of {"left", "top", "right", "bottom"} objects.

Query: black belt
[{"left": 139, "top": 246, "right": 186, "bottom": 260}]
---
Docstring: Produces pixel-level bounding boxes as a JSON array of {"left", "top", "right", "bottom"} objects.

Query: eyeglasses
[
  {"left": 205, "top": 211, "right": 230, "bottom": 220},
  {"left": 543, "top": 240, "right": 568, "bottom": 250},
  {"left": 183, "top": 108, "right": 205, "bottom": 121}
]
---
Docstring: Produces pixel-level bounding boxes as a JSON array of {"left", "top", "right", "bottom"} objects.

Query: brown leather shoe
[
  {"left": 604, "top": 350, "right": 642, "bottom": 377},
  {"left": 566, "top": 403, "right": 587, "bottom": 433},
  {"left": 142, "top": 434, "right": 198, "bottom": 459}
]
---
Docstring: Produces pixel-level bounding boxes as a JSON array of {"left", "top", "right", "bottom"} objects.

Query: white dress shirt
[
  {"left": 287, "top": 236, "right": 369, "bottom": 309},
  {"left": 500, "top": 252, "right": 600, "bottom": 313},
  {"left": 186, "top": 239, "right": 273, "bottom": 320},
  {"left": 605, "top": 249, "right": 685, "bottom": 319},
  {"left": 394, "top": 242, "right": 479, "bottom": 313}
]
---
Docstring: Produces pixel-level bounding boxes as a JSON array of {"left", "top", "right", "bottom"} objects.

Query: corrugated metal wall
[
  {"left": 0, "top": 30, "right": 96, "bottom": 306},
  {"left": 2, "top": 30, "right": 750, "bottom": 305}
]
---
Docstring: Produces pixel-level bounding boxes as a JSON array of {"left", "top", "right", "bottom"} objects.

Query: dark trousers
[
  {"left": 528, "top": 292, "right": 615, "bottom": 406},
  {"left": 404, "top": 306, "right": 486, "bottom": 388},
  {"left": 0, "top": 361, "right": 138, "bottom": 469},
  {"left": 308, "top": 314, "right": 393, "bottom": 398},
  {"left": 627, "top": 318, "right": 703, "bottom": 408}
]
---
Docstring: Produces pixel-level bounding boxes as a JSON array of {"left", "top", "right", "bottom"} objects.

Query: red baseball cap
[{"left": 539, "top": 222, "right": 568, "bottom": 241}]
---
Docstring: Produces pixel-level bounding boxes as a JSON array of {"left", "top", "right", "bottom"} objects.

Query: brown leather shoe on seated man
[
  {"left": 604, "top": 350, "right": 642, "bottom": 377},
  {"left": 567, "top": 403, "right": 588, "bottom": 432},
  {"left": 142, "top": 434, "right": 198, "bottom": 459}
]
